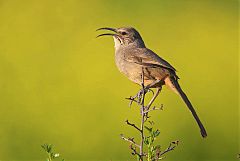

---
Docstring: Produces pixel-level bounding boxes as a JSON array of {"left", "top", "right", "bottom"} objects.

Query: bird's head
[{"left": 97, "top": 27, "right": 145, "bottom": 49}]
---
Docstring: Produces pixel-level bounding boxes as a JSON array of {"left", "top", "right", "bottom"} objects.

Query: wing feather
[{"left": 125, "top": 48, "right": 177, "bottom": 72}]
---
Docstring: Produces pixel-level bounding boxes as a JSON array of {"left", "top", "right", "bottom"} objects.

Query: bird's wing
[{"left": 125, "top": 48, "right": 177, "bottom": 72}]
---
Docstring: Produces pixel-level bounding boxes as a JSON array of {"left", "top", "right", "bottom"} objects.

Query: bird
[{"left": 96, "top": 27, "right": 207, "bottom": 138}]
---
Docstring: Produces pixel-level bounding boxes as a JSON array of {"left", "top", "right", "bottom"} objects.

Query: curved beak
[
  {"left": 96, "top": 27, "right": 117, "bottom": 32},
  {"left": 96, "top": 27, "right": 118, "bottom": 38},
  {"left": 96, "top": 33, "right": 117, "bottom": 38}
]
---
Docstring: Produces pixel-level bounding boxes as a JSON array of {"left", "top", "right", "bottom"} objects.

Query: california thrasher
[{"left": 97, "top": 27, "right": 207, "bottom": 138}]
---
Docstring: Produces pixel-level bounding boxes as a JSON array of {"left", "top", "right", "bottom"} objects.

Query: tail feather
[{"left": 165, "top": 76, "right": 207, "bottom": 138}]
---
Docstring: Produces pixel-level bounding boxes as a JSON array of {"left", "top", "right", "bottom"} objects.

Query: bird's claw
[
  {"left": 148, "top": 89, "right": 154, "bottom": 95},
  {"left": 127, "top": 87, "right": 151, "bottom": 107}
]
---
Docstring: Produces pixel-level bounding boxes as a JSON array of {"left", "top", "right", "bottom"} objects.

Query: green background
[{"left": 0, "top": 0, "right": 238, "bottom": 161}]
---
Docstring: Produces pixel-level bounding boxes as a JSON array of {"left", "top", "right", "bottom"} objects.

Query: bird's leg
[
  {"left": 143, "top": 80, "right": 164, "bottom": 120},
  {"left": 139, "top": 79, "right": 163, "bottom": 103},
  {"left": 145, "top": 79, "right": 164, "bottom": 89},
  {"left": 143, "top": 87, "right": 162, "bottom": 121},
  {"left": 127, "top": 87, "right": 149, "bottom": 105},
  {"left": 134, "top": 86, "right": 155, "bottom": 104},
  {"left": 127, "top": 79, "right": 163, "bottom": 107},
  {"left": 146, "top": 87, "right": 162, "bottom": 110}
]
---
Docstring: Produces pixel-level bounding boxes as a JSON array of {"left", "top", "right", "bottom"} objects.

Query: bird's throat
[{"left": 113, "top": 37, "right": 122, "bottom": 50}]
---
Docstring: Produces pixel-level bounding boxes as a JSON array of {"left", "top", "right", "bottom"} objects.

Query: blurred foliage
[
  {"left": 143, "top": 121, "right": 178, "bottom": 161},
  {"left": 41, "top": 144, "right": 65, "bottom": 161},
  {"left": 0, "top": 0, "right": 238, "bottom": 161}
]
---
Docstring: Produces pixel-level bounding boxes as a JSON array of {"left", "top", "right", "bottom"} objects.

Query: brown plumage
[{"left": 97, "top": 27, "right": 207, "bottom": 138}]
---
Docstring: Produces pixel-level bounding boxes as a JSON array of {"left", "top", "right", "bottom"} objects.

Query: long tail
[{"left": 165, "top": 76, "right": 207, "bottom": 138}]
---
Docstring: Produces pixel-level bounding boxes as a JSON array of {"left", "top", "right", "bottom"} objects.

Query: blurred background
[{"left": 0, "top": 0, "right": 238, "bottom": 161}]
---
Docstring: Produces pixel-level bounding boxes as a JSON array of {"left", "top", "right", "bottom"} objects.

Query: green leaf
[
  {"left": 144, "top": 126, "right": 152, "bottom": 132},
  {"left": 153, "top": 130, "right": 160, "bottom": 137},
  {"left": 41, "top": 145, "right": 46, "bottom": 151},
  {"left": 48, "top": 145, "right": 52, "bottom": 153},
  {"left": 144, "top": 138, "right": 149, "bottom": 145},
  {"left": 148, "top": 121, "right": 155, "bottom": 125},
  {"left": 51, "top": 153, "right": 55, "bottom": 159},
  {"left": 41, "top": 144, "right": 52, "bottom": 153}
]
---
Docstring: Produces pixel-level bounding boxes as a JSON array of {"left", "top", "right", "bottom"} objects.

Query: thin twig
[
  {"left": 120, "top": 134, "right": 140, "bottom": 148},
  {"left": 139, "top": 67, "right": 145, "bottom": 161},
  {"left": 143, "top": 105, "right": 163, "bottom": 114},
  {"left": 130, "top": 144, "right": 142, "bottom": 158},
  {"left": 126, "top": 97, "right": 138, "bottom": 105},
  {"left": 159, "top": 142, "right": 177, "bottom": 156},
  {"left": 126, "top": 120, "right": 141, "bottom": 132}
]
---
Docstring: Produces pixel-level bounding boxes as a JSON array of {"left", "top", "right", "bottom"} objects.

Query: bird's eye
[{"left": 121, "top": 31, "right": 127, "bottom": 35}]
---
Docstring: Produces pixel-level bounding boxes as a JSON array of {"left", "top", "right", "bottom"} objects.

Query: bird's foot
[{"left": 126, "top": 87, "right": 152, "bottom": 107}]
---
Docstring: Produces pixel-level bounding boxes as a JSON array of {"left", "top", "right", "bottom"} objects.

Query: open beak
[{"left": 96, "top": 27, "right": 118, "bottom": 38}]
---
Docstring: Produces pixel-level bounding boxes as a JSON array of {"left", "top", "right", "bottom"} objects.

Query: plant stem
[
  {"left": 140, "top": 104, "right": 145, "bottom": 160},
  {"left": 48, "top": 153, "right": 52, "bottom": 161},
  {"left": 139, "top": 67, "right": 145, "bottom": 161}
]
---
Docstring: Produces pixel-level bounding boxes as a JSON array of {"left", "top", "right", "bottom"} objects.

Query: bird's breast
[
  {"left": 114, "top": 50, "right": 170, "bottom": 87},
  {"left": 115, "top": 50, "right": 144, "bottom": 84}
]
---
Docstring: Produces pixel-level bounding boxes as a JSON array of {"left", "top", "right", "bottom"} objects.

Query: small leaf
[
  {"left": 41, "top": 144, "right": 52, "bottom": 153},
  {"left": 50, "top": 153, "right": 55, "bottom": 159},
  {"left": 41, "top": 145, "right": 46, "bottom": 151},
  {"left": 144, "top": 138, "right": 149, "bottom": 145},
  {"left": 153, "top": 130, "right": 160, "bottom": 137},
  {"left": 144, "top": 126, "right": 152, "bottom": 132},
  {"left": 154, "top": 145, "right": 161, "bottom": 150},
  {"left": 148, "top": 121, "right": 155, "bottom": 125}
]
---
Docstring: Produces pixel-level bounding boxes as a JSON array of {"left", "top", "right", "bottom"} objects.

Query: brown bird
[{"left": 97, "top": 27, "right": 207, "bottom": 138}]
